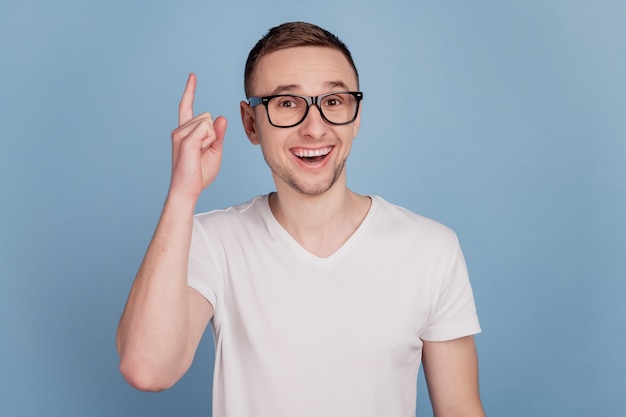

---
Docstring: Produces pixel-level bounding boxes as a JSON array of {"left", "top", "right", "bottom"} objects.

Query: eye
[
  {"left": 322, "top": 94, "right": 346, "bottom": 108},
  {"left": 274, "top": 96, "right": 301, "bottom": 108}
]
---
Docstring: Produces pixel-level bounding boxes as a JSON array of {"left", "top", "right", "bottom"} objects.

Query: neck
[{"left": 269, "top": 181, "right": 371, "bottom": 258}]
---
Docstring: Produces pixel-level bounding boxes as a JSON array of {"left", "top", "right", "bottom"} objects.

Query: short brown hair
[{"left": 244, "top": 21, "right": 359, "bottom": 97}]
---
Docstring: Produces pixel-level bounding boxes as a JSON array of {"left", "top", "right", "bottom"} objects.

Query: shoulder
[
  {"left": 370, "top": 196, "right": 459, "bottom": 247},
  {"left": 189, "top": 195, "right": 272, "bottom": 258},
  {"left": 190, "top": 195, "right": 272, "bottom": 245},
  {"left": 194, "top": 195, "right": 268, "bottom": 226}
]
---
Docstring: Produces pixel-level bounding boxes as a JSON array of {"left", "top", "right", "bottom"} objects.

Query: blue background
[{"left": 1, "top": 1, "right": 624, "bottom": 416}]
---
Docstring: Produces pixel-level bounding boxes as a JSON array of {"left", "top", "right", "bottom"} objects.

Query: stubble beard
[{"left": 264, "top": 152, "right": 348, "bottom": 196}]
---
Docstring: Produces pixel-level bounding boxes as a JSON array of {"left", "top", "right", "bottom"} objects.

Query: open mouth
[{"left": 291, "top": 146, "right": 333, "bottom": 164}]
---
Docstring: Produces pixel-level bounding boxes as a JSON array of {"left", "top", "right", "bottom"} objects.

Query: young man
[{"left": 117, "top": 22, "right": 485, "bottom": 417}]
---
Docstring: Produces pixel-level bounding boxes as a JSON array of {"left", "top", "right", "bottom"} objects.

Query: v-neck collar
[{"left": 258, "top": 194, "right": 378, "bottom": 264}]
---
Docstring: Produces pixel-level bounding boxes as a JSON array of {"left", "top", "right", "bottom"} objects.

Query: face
[{"left": 241, "top": 46, "right": 361, "bottom": 196}]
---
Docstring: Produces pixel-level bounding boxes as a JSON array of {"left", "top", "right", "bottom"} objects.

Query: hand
[{"left": 169, "top": 73, "right": 228, "bottom": 200}]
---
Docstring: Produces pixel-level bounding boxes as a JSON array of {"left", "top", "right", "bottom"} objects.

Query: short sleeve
[
  {"left": 420, "top": 234, "right": 481, "bottom": 341},
  {"left": 187, "top": 216, "right": 220, "bottom": 311}
]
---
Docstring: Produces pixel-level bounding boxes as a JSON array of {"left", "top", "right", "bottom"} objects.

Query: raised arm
[
  {"left": 422, "top": 335, "right": 486, "bottom": 417},
  {"left": 116, "top": 74, "right": 227, "bottom": 391}
]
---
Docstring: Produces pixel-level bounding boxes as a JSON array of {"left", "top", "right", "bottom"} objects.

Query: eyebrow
[{"left": 270, "top": 80, "right": 351, "bottom": 96}]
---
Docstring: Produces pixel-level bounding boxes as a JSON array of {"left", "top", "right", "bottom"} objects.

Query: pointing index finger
[{"left": 178, "top": 73, "right": 196, "bottom": 126}]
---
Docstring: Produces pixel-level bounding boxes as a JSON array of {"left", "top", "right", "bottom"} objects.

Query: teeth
[{"left": 292, "top": 147, "right": 332, "bottom": 158}]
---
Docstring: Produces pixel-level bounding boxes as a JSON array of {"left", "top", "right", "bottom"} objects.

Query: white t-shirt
[{"left": 188, "top": 195, "right": 480, "bottom": 417}]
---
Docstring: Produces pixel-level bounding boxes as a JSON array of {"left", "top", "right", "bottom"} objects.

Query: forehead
[{"left": 251, "top": 46, "right": 358, "bottom": 96}]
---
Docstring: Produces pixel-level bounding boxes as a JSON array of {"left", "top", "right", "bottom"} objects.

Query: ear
[{"left": 240, "top": 101, "right": 260, "bottom": 145}]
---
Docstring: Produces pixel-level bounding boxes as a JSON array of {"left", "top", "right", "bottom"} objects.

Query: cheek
[
  {"left": 351, "top": 115, "right": 361, "bottom": 138},
  {"left": 258, "top": 129, "right": 290, "bottom": 154}
]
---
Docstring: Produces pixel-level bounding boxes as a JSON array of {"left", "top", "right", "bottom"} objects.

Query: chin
[
  {"left": 271, "top": 157, "right": 347, "bottom": 197},
  {"left": 288, "top": 173, "right": 344, "bottom": 196}
]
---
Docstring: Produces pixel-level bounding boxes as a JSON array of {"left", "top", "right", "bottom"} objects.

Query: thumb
[{"left": 212, "top": 116, "right": 228, "bottom": 151}]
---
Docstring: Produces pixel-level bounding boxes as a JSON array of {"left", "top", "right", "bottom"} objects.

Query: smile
[
  {"left": 291, "top": 146, "right": 333, "bottom": 158},
  {"left": 291, "top": 146, "right": 334, "bottom": 164}
]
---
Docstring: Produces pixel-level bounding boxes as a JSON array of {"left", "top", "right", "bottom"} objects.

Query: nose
[{"left": 298, "top": 104, "right": 328, "bottom": 137}]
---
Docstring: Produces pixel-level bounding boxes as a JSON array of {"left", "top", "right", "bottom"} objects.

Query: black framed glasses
[{"left": 248, "top": 91, "right": 363, "bottom": 128}]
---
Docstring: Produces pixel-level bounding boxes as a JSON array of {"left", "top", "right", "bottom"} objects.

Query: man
[{"left": 117, "top": 22, "right": 485, "bottom": 417}]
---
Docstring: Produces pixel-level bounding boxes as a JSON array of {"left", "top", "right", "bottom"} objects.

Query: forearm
[{"left": 116, "top": 193, "right": 197, "bottom": 390}]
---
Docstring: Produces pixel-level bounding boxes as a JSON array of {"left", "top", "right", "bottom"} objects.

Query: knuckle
[
  {"left": 197, "top": 120, "right": 213, "bottom": 134},
  {"left": 171, "top": 127, "right": 184, "bottom": 140}
]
